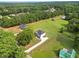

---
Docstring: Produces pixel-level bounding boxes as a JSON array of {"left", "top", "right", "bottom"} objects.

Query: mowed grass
[{"left": 28, "top": 16, "right": 70, "bottom": 58}]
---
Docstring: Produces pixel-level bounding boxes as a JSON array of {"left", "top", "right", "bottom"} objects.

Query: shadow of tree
[{"left": 56, "top": 33, "right": 74, "bottom": 49}]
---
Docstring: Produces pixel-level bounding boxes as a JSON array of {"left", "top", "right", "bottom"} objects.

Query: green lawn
[{"left": 27, "top": 16, "right": 74, "bottom": 58}]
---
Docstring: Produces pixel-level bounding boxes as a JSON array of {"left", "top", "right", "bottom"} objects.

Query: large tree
[
  {"left": 16, "top": 28, "right": 34, "bottom": 46},
  {"left": 67, "top": 18, "right": 79, "bottom": 51},
  {"left": 0, "top": 30, "right": 26, "bottom": 58}
]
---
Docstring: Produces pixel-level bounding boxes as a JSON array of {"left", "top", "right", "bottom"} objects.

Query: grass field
[
  {"left": 0, "top": 15, "right": 75, "bottom": 58},
  {"left": 27, "top": 16, "right": 73, "bottom": 58}
]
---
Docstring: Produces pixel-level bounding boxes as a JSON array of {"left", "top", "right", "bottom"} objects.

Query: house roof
[
  {"left": 35, "top": 30, "right": 44, "bottom": 38},
  {"left": 19, "top": 24, "right": 26, "bottom": 29}
]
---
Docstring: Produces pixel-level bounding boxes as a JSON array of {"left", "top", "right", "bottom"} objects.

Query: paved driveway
[{"left": 25, "top": 37, "right": 48, "bottom": 53}]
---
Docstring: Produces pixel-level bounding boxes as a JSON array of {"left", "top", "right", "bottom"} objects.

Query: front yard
[{"left": 28, "top": 16, "right": 71, "bottom": 58}]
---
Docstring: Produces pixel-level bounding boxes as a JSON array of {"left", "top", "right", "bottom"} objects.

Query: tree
[
  {"left": 59, "top": 27, "right": 64, "bottom": 33},
  {"left": 67, "top": 18, "right": 79, "bottom": 51},
  {"left": 67, "top": 18, "right": 79, "bottom": 33},
  {"left": 16, "top": 28, "right": 34, "bottom": 46},
  {"left": 64, "top": 13, "right": 72, "bottom": 20},
  {"left": 14, "top": 46, "right": 26, "bottom": 58},
  {"left": 74, "top": 34, "right": 79, "bottom": 51},
  {"left": 0, "top": 30, "right": 26, "bottom": 58}
]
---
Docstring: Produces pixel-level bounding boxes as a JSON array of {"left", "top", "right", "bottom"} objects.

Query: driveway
[{"left": 25, "top": 37, "right": 48, "bottom": 53}]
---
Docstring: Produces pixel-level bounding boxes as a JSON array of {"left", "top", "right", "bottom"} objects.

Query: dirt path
[{"left": 0, "top": 26, "right": 21, "bottom": 33}]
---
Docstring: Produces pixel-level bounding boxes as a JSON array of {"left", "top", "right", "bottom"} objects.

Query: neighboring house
[
  {"left": 35, "top": 30, "right": 47, "bottom": 40},
  {"left": 19, "top": 24, "right": 26, "bottom": 30},
  {"left": 45, "top": 8, "right": 56, "bottom": 13},
  {"left": 50, "top": 8, "right": 56, "bottom": 12},
  {"left": 61, "top": 16, "right": 66, "bottom": 20}
]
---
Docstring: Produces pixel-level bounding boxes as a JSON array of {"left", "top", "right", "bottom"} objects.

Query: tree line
[{"left": 0, "top": 11, "right": 61, "bottom": 28}]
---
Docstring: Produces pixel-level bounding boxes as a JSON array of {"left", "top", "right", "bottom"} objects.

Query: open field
[{"left": 27, "top": 16, "right": 73, "bottom": 58}]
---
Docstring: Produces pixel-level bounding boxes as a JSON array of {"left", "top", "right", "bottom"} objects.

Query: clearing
[{"left": 27, "top": 16, "right": 73, "bottom": 58}]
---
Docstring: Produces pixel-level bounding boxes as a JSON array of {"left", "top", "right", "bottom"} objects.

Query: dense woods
[
  {"left": 0, "top": 2, "right": 63, "bottom": 27},
  {"left": 0, "top": 2, "right": 79, "bottom": 27}
]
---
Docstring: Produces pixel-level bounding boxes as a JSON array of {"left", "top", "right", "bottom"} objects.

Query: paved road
[{"left": 25, "top": 37, "right": 48, "bottom": 53}]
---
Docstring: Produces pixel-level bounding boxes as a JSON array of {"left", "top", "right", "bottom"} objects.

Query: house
[
  {"left": 61, "top": 16, "right": 66, "bottom": 20},
  {"left": 50, "top": 8, "right": 56, "bottom": 12},
  {"left": 19, "top": 24, "right": 26, "bottom": 30},
  {"left": 44, "top": 8, "right": 56, "bottom": 13},
  {"left": 35, "top": 30, "right": 47, "bottom": 40}
]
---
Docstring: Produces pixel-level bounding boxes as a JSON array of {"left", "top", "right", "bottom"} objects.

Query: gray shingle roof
[{"left": 35, "top": 30, "right": 44, "bottom": 38}]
